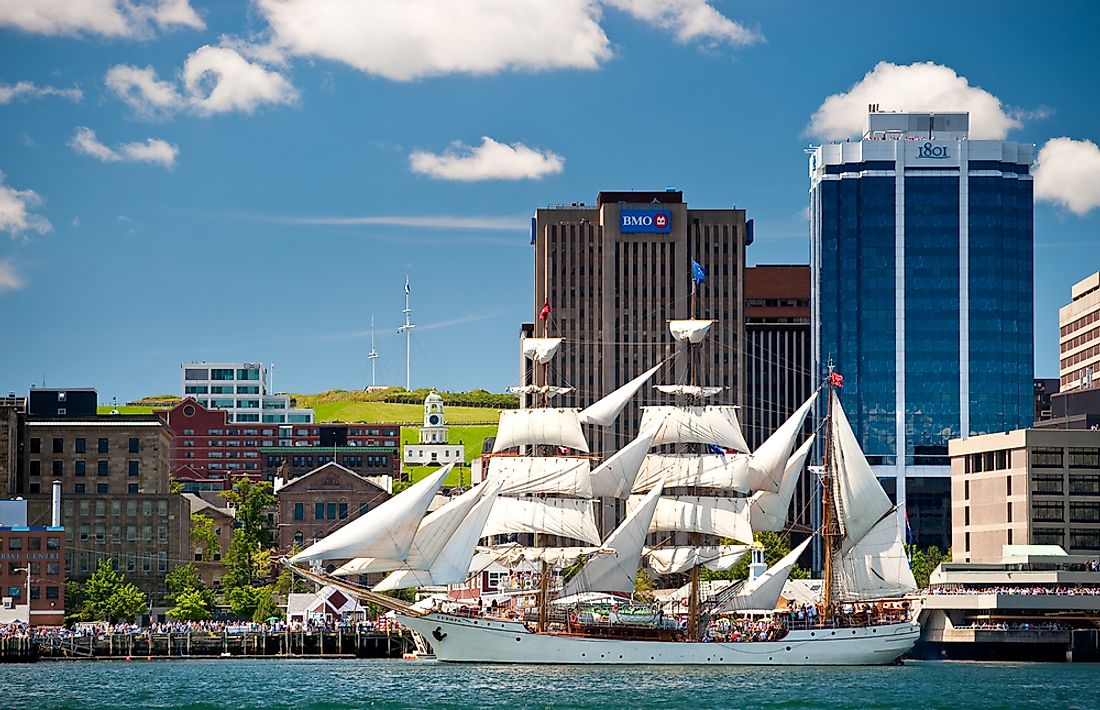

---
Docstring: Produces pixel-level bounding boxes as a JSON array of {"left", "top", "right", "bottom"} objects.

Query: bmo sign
[{"left": 621, "top": 209, "right": 671, "bottom": 234}]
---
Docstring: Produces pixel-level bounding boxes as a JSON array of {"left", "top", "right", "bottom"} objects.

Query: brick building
[
  {"left": 274, "top": 462, "right": 390, "bottom": 560},
  {"left": 184, "top": 493, "right": 235, "bottom": 587},
  {"left": 0, "top": 498, "right": 65, "bottom": 626}
]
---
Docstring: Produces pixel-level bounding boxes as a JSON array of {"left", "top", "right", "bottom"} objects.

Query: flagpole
[{"left": 398, "top": 276, "right": 415, "bottom": 391}]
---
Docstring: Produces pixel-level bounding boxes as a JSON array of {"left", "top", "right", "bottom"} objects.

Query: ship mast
[
  {"left": 686, "top": 274, "right": 701, "bottom": 641},
  {"left": 367, "top": 315, "right": 379, "bottom": 388},
  {"left": 821, "top": 365, "right": 837, "bottom": 620},
  {"left": 398, "top": 276, "right": 415, "bottom": 390}
]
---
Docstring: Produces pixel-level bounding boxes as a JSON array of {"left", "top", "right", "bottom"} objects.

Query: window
[
  {"left": 97, "top": 483, "right": 108, "bottom": 494},
  {"left": 158, "top": 525, "right": 167, "bottom": 541},
  {"left": 52, "top": 460, "right": 63, "bottom": 476},
  {"left": 1032, "top": 473, "right": 1064, "bottom": 495},
  {"left": 74, "top": 483, "right": 86, "bottom": 494},
  {"left": 52, "top": 438, "right": 63, "bottom": 454},
  {"left": 46, "top": 586, "right": 59, "bottom": 599},
  {"left": 78, "top": 525, "right": 89, "bottom": 541},
  {"left": 128, "top": 438, "right": 139, "bottom": 453},
  {"left": 1070, "top": 473, "right": 1100, "bottom": 495},
  {"left": 29, "top": 537, "right": 41, "bottom": 551},
  {"left": 294, "top": 503, "right": 304, "bottom": 520},
  {"left": 158, "top": 501, "right": 167, "bottom": 517},
  {"left": 30, "top": 438, "right": 40, "bottom": 454},
  {"left": 1071, "top": 529, "right": 1100, "bottom": 550},
  {"left": 127, "top": 501, "right": 137, "bottom": 517},
  {"left": 75, "top": 438, "right": 86, "bottom": 453},
  {"left": 126, "top": 525, "right": 137, "bottom": 541},
  {"left": 128, "top": 484, "right": 139, "bottom": 494},
  {"left": 185, "top": 367, "right": 208, "bottom": 380},
  {"left": 46, "top": 537, "right": 60, "bottom": 550},
  {"left": 293, "top": 531, "right": 304, "bottom": 546},
  {"left": 158, "top": 552, "right": 168, "bottom": 572},
  {"left": 75, "top": 461, "right": 86, "bottom": 477},
  {"left": 111, "top": 501, "right": 120, "bottom": 517},
  {"left": 8, "top": 538, "right": 22, "bottom": 550},
  {"left": 210, "top": 368, "right": 234, "bottom": 380},
  {"left": 315, "top": 502, "right": 324, "bottom": 520},
  {"left": 29, "top": 461, "right": 40, "bottom": 477},
  {"left": 98, "top": 437, "right": 108, "bottom": 453},
  {"left": 1070, "top": 503, "right": 1100, "bottom": 523},
  {"left": 98, "top": 461, "right": 108, "bottom": 476},
  {"left": 95, "top": 523, "right": 105, "bottom": 542},
  {"left": 327, "top": 502, "right": 337, "bottom": 520},
  {"left": 143, "top": 501, "right": 152, "bottom": 516},
  {"left": 339, "top": 502, "right": 348, "bottom": 519},
  {"left": 47, "top": 563, "right": 60, "bottom": 576},
  {"left": 1032, "top": 501, "right": 1065, "bottom": 522},
  {"left": 128, "top": 461, "right": 139, "bottom": 477},
  {"left": 1070, "top": 448, "right": 1100, "bottom": 468},
  {"left": 1031, "top": 447, "right": 1064, "bottom": 468}
]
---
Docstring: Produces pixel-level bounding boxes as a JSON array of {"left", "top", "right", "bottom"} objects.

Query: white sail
[
  {"left": 750, "top": 435, "right": 815, "bottom": 532},
  {"left": 717, "top": 538, "right": 812, "bottom": 612},
  {"left": 290, "top": 465, "right": 451, "bottom": 563},
  {"left": 561, "top": 481, "right": 664, "bottom": 596},
  {"left": 522, "top": 337, "right": 564, "bottom": 364},
  {"left": 507, "top": 385, "right": 575, "bottom": 397},
  {"left": 483, "top": 544, "right": 607, "bottom": 568},
  {"left": 589, "top": 427, "right": 659, "bottom": 498},
  {"left": 833, "top": 511, "right": 918, "bottom": 601},
  {"left": 631, "top": 453, "right": 750, "bottom": 494},
  {"left": 644, "top": 545, "right": 749, "bottom": 575},
  {"left": 332, "top": 483, "right": 488, "bottom": 576},
  {"left": 372, "top": 480, "right": 503, "bottom": 591},
  {"left": 830, "top": 391, "right": 893, "bottom": 551},
  {"left": 653, "top": 385, "right": 724, "bottom": 397},
  {"left": 492, "top": 408, "right": 589, "bottom": 453},
  {"left": 481, "top": 496, "right": 602, "bottom": 545},
  {"left": 578, "top": 361, "right": 665, "bottom": 426},
  {"left": 668, "top": 319, "right": 714, "bottom": 344},
  {"left": 639, "top": 405, "right": 750, "bottom": 453},
  {"left": 487, "top": 456, "right": 593, "bottom": 498},
  {"left": 747, "top": 393, "right": 818, "bottom": 494},
  {"left": 629, "top": 495, "right": 754, "bottom": 544}
]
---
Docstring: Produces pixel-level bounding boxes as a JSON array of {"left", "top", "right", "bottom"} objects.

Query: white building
[
  {"left": 403, "top": 391, "right": 464, "bottom": 466},
  {"left": 180, "top": 362, "right": 314, "bottom": 425}
]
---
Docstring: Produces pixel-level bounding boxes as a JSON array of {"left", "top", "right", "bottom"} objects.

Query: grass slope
[
  {"left": 312, "top": 401, "right": 499, "bottom": 424},
  {"left": 401, "top": 425, "right": 494, "bottom": 486}
]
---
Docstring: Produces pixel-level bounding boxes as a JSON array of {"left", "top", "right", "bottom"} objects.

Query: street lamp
[{"left": 13, "top": 566, "right": 31, "bottom": 627}]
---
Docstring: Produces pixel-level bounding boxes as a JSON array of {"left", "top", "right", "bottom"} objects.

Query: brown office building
[
  {"left": 949, "top": 429, "right": 1100, "bottom": 563},
  {"left": 530, "top": 190, "right": 750, "bottom": 456}
]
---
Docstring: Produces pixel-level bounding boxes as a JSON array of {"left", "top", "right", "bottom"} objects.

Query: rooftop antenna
[
  {"left": 397, "top": 276, "right": 415, "bottom": 391},
  {"left": 367, "top": 315, "right": 379, "bottom": 388}
]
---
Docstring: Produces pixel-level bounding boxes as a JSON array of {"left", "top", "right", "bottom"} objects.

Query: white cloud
[
  {"left": 0, "top": 81, "right": 83, "bottom": 104},
  {"left": 410, "top": 137, "right": 563, "bottom": 181},
  {"left": 69, "top": 127, "right": 179, "bottom": 168},
  {"left": 0, "top": 0, "right": 204, "bottom": 38},
  {"left": 807, "top": 62, "right": 1022, "bottom": 140},
  {"left": 1034, "top": 137, "right": 1100, "bottom": 216},
  {"left": 0, "top": 172, "right": 52, "bottom": 238},
  {"left": 182, "top": 45, "right": 299, "bottom": 115},
  {"left": 256, "top": 0, "right": 612, "bottom": 81},
  {"left": 105, "top": 65, "right": 182, "bottom": 118},
  {"left": 603, "top": 0, "right": 761, "bottom": 47},
  {"left": 0, "top": 258, "right": 24, "bottom": 292}
]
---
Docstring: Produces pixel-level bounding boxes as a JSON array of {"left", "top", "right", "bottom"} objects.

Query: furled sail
[
  {"left": 589, "top": 427, "right": 659, "bottom": 498},
  {"left": 631, "top": 453, "right": 750, "bottom": 494},
  {"left": 522, "top": 337, "right": 564, "bottom": 364},
  {"left": 833, "top": 511, "right": 918, "bottom": 601},
  {"left": 578, "top": 361, "right": 665, "bottom": 426},
  {"left": 487, "top": 456, "right": 593, "bottom": 498},
  {"left": 290, "top": 465, "right": 452, "bottom": 563},
  {"left": 749, "top": 435, "right": 815, "bottom": 532},
  {"left": 653, "top": 385, "right": 724, "bottom": 397},
  {"left": 644, "top": 544, "right": 749, "bottom": 576},
  {"left": 481, "top": 544, "right": 608, "bottom": 568},
  {"left": 830, "top": 391, "right": 892, "bottom": 551},
  {"left": 668, "top": 319, "right": 714, "bottom": 344},
  {"left": 481, "top": 496, "right": 601, "bottom": 545},
  {"left": 492, "top": 408, "right": 589, "bottom": 453},
  {"left": 561, "top": 481, "right": 665, "bottom": 596},
  {"left": 639, "top": 405, "right": 750, "bottom": 453},
  {"left": 628, "top": 494, "right": 754, "bottom": 544},
  {"left": 716, "top": 538, "right": 812, "bottom": 612},
  {"left": 747, "top": 393, "right": 818, "bottom": 493},
  {"left": 507, "top": 385, "right": 574, "bottom": 397},
  {"left": 372, "top": 480, "right": 502, "bottom": 591},
  {"left": 332, "top": 481, "right": 487, "bottom": 576}
]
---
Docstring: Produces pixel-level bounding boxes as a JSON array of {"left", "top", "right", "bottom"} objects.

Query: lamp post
[{"left": 14, "top": 566, "right": 31, "bottom": 627}]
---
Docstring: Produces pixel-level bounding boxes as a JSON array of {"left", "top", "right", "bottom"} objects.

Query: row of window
[
  {"left": 183, "top": 427, "right": 396, "bottom": 438},
  {"left": 29, "top": 459, "right": 141, "bottom": 477},
  {"left": 1031, "top": 447, "right": 1100, "bottom": 469},
  {"left": 1032, "top": 501, "right": 1100, "bottom": 523},
  {"left": 74, "top": 524, "right": 169, "bottom": 543},
  {"left": 185, "top": 385, "right": 261, "bottom": 395},
  {"left": 293, "top": 501, "right": 365, "bottom": 521},
  {"left": 68, "top": 552, "right": 167, "bottom": 574},
  {"left": 0, "top": 536, "right": 61, "bottom": 551},
  {"left": 64, "top": 499, "right": 170, "bottom": 518},
  {"left": 1033, "top": 528, "right": 1100, "bottom": 550},
  {"left": 29, "top": 437, "right": 140, "bottom": 455},
  {"left": 1060, "top": 307, "right": 1100, "bottom": 338},
  {"left": 1031, "top": 472, "right": 1100, "bottom": 495},
  {"left": 6, "top": 561, "right": 62, "bottom": 576},
  {"left": 1059, "top": 341, "right": 1100, "bottom": 370},
  {"left": 4, "top": 585, "right": 60, "bottom": 600},
  {"left": 271, "top": 455, "right": 392, "bottom": 468}
]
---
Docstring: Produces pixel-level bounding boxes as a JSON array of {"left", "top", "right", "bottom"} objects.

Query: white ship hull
[{"left": 397, "top": 612, "right": 919, "bottom": 666}]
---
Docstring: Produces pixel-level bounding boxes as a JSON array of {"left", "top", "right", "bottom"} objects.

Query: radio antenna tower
[
  {"left": 367, "top": 315, "right": 379, "bottom": 388},
  {"left": 397, "top": 276, "right": 415, "bottom": 390}
]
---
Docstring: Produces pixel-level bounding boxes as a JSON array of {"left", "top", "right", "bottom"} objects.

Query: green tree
[
  {"left": 76, "top": 559, "right": 148, "bottom": 622},
  {"left": 274, "top": 546, "right": 310, "bottom": 596},
  {"left": 907, "top": 545, "right": 951, "bottom": 589},
  {"left": 252, "top": 587, "right": 281, "bottom": 622},
  {"left": 164, "top": 563, "right": 204, "bottom": 604},
  {"left": 167, "top": 588, "right": 213, "bottom": 621},
  {"left": 190, "top": 513, "right": 221, "bottom": 563},
  {"left": 634, "top": 567, "right": 656, "bottom": 603},
  {"left": 227, "top": 585, "right": 267, "bottom": 619},
  {"left": 221, "top": 480, "right": 277, "bottom": 588}
]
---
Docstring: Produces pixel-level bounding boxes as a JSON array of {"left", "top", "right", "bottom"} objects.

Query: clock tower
[
  {"left": 403, "top": 390, "right": 464, "bottom": 466},
  {"left": 420, "top": 391, "right": 447, "bottom": 444}
]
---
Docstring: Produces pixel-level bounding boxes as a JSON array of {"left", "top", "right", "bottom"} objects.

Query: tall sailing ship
[{"left": 289, "top": 318, "right": 919, "bottom": 665}]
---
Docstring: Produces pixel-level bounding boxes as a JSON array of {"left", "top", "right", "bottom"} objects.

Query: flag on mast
[
  {"left": 691, "top": 260, "right": 706, "bottom": 284},
  {"left": 538, "top": 299, "right": 551, "bottom": 321},
  {"left": 405, "top": 276, "right": 411, "bottom": 294}
]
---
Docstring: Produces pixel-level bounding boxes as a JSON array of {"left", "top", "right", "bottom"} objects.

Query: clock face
[{"left": 428, "top": 414, "right": 441, "bottom": 425}]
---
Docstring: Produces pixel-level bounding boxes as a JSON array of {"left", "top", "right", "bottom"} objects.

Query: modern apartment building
[
  {"left": 949, "top": 429, "right": 1100, "bottom": 563},
  {"left": 530, "top": 190, "right": 750, "bottom": 456},
  {"left": 180, "top": 362, "right": 314, "bottom": 425},
  {"left": 810, "top": 110, "right": 1035, "bottom": 549},
  {"left": 1059, "top": 271, "right": 1100, "bottom": 392}
]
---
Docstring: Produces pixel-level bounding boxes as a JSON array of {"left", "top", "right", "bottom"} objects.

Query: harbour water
[{"left": 2, "top": 659, "right": 1097, "bottom": 709}]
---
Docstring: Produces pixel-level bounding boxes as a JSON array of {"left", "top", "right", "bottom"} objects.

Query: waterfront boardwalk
[{"left": 5, "top": 629, "right": 413, "bottom": 662}]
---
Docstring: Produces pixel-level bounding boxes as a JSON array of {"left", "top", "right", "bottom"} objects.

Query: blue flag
[
  {"left": 706, "top": 444, "right": 726, "bottom": 458},
  {"left": 691, "top": 260, "right": 706, "bottom": 284}
]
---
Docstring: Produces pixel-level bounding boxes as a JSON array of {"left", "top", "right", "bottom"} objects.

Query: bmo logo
[{"left": 621, "top": 209, "right": 672, "bottom": 234}]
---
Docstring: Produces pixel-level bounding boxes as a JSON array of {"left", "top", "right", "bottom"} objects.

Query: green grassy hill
[{"left": 312, "top": 400, "right": 499, "bottom": 424}]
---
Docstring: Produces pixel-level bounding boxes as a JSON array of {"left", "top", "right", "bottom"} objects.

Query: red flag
[
  {"left": 829, "top": 371, "right": 844, "bottom": 388},
  {"left": 538, "top": 299, "right": 551, "bottom": 321}
]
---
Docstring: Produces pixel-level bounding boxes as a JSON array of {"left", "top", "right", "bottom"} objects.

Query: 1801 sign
[{"left": 916, "top": 141, "right": 948, "bottom": 159}]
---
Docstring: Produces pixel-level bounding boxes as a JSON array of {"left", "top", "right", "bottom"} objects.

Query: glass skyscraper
[{"left": 809, "top": 111, "right": 1034, "bottom": 549}]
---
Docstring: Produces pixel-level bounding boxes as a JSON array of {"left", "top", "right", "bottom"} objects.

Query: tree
[
  {"left": 190, "top": 513, "right": 221, "bottom": 563},
  {"left": 252, "top": 587, "right": 281, "bottom": 622},
  {"left": 907, "top": 545, "right": 951, "bottom": 589},
  {"left": 75, "top": 559, "right": 148, "bottom": 622},
  {"left": 167, "top": 589, "right": 213, "bottom": 621},
  {"left": 165, "top": 563, "right": 204, "bottom": 604},
  {"left": 227, "top": 585, "right": 267, "bottom": 620},
  {"left": 634, "top": 567, "right": 656, "bottom": 603},
  {"left": 221, "top": 480, "right": 277, "bottom": 588}
]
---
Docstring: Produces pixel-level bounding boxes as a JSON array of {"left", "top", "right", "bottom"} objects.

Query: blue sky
[{"left": 1, "top": 1, "right": 1099, "bottom": 404}]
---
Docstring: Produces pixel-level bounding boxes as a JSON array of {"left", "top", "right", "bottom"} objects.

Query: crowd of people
[
  {"left": 953, "top": 621, "right": 1071, "bottom": 631},
  {"left": 0, "top": 617, "right": 396, "bottom": 641},
  {"left": 928, "top": 585, "right": 1100, "bottom": 596},
  {"left": 704, "top": 617, "right": 788, "bottom": 643}
]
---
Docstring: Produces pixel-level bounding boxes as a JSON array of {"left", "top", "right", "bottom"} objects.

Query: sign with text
[{"left": 620, "top": 209, "right": 671, "bottom": 234}]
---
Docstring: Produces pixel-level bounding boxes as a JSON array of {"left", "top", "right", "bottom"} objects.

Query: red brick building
[{"left": 0, "top": 500, "right": 65, "bottom": 626}]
